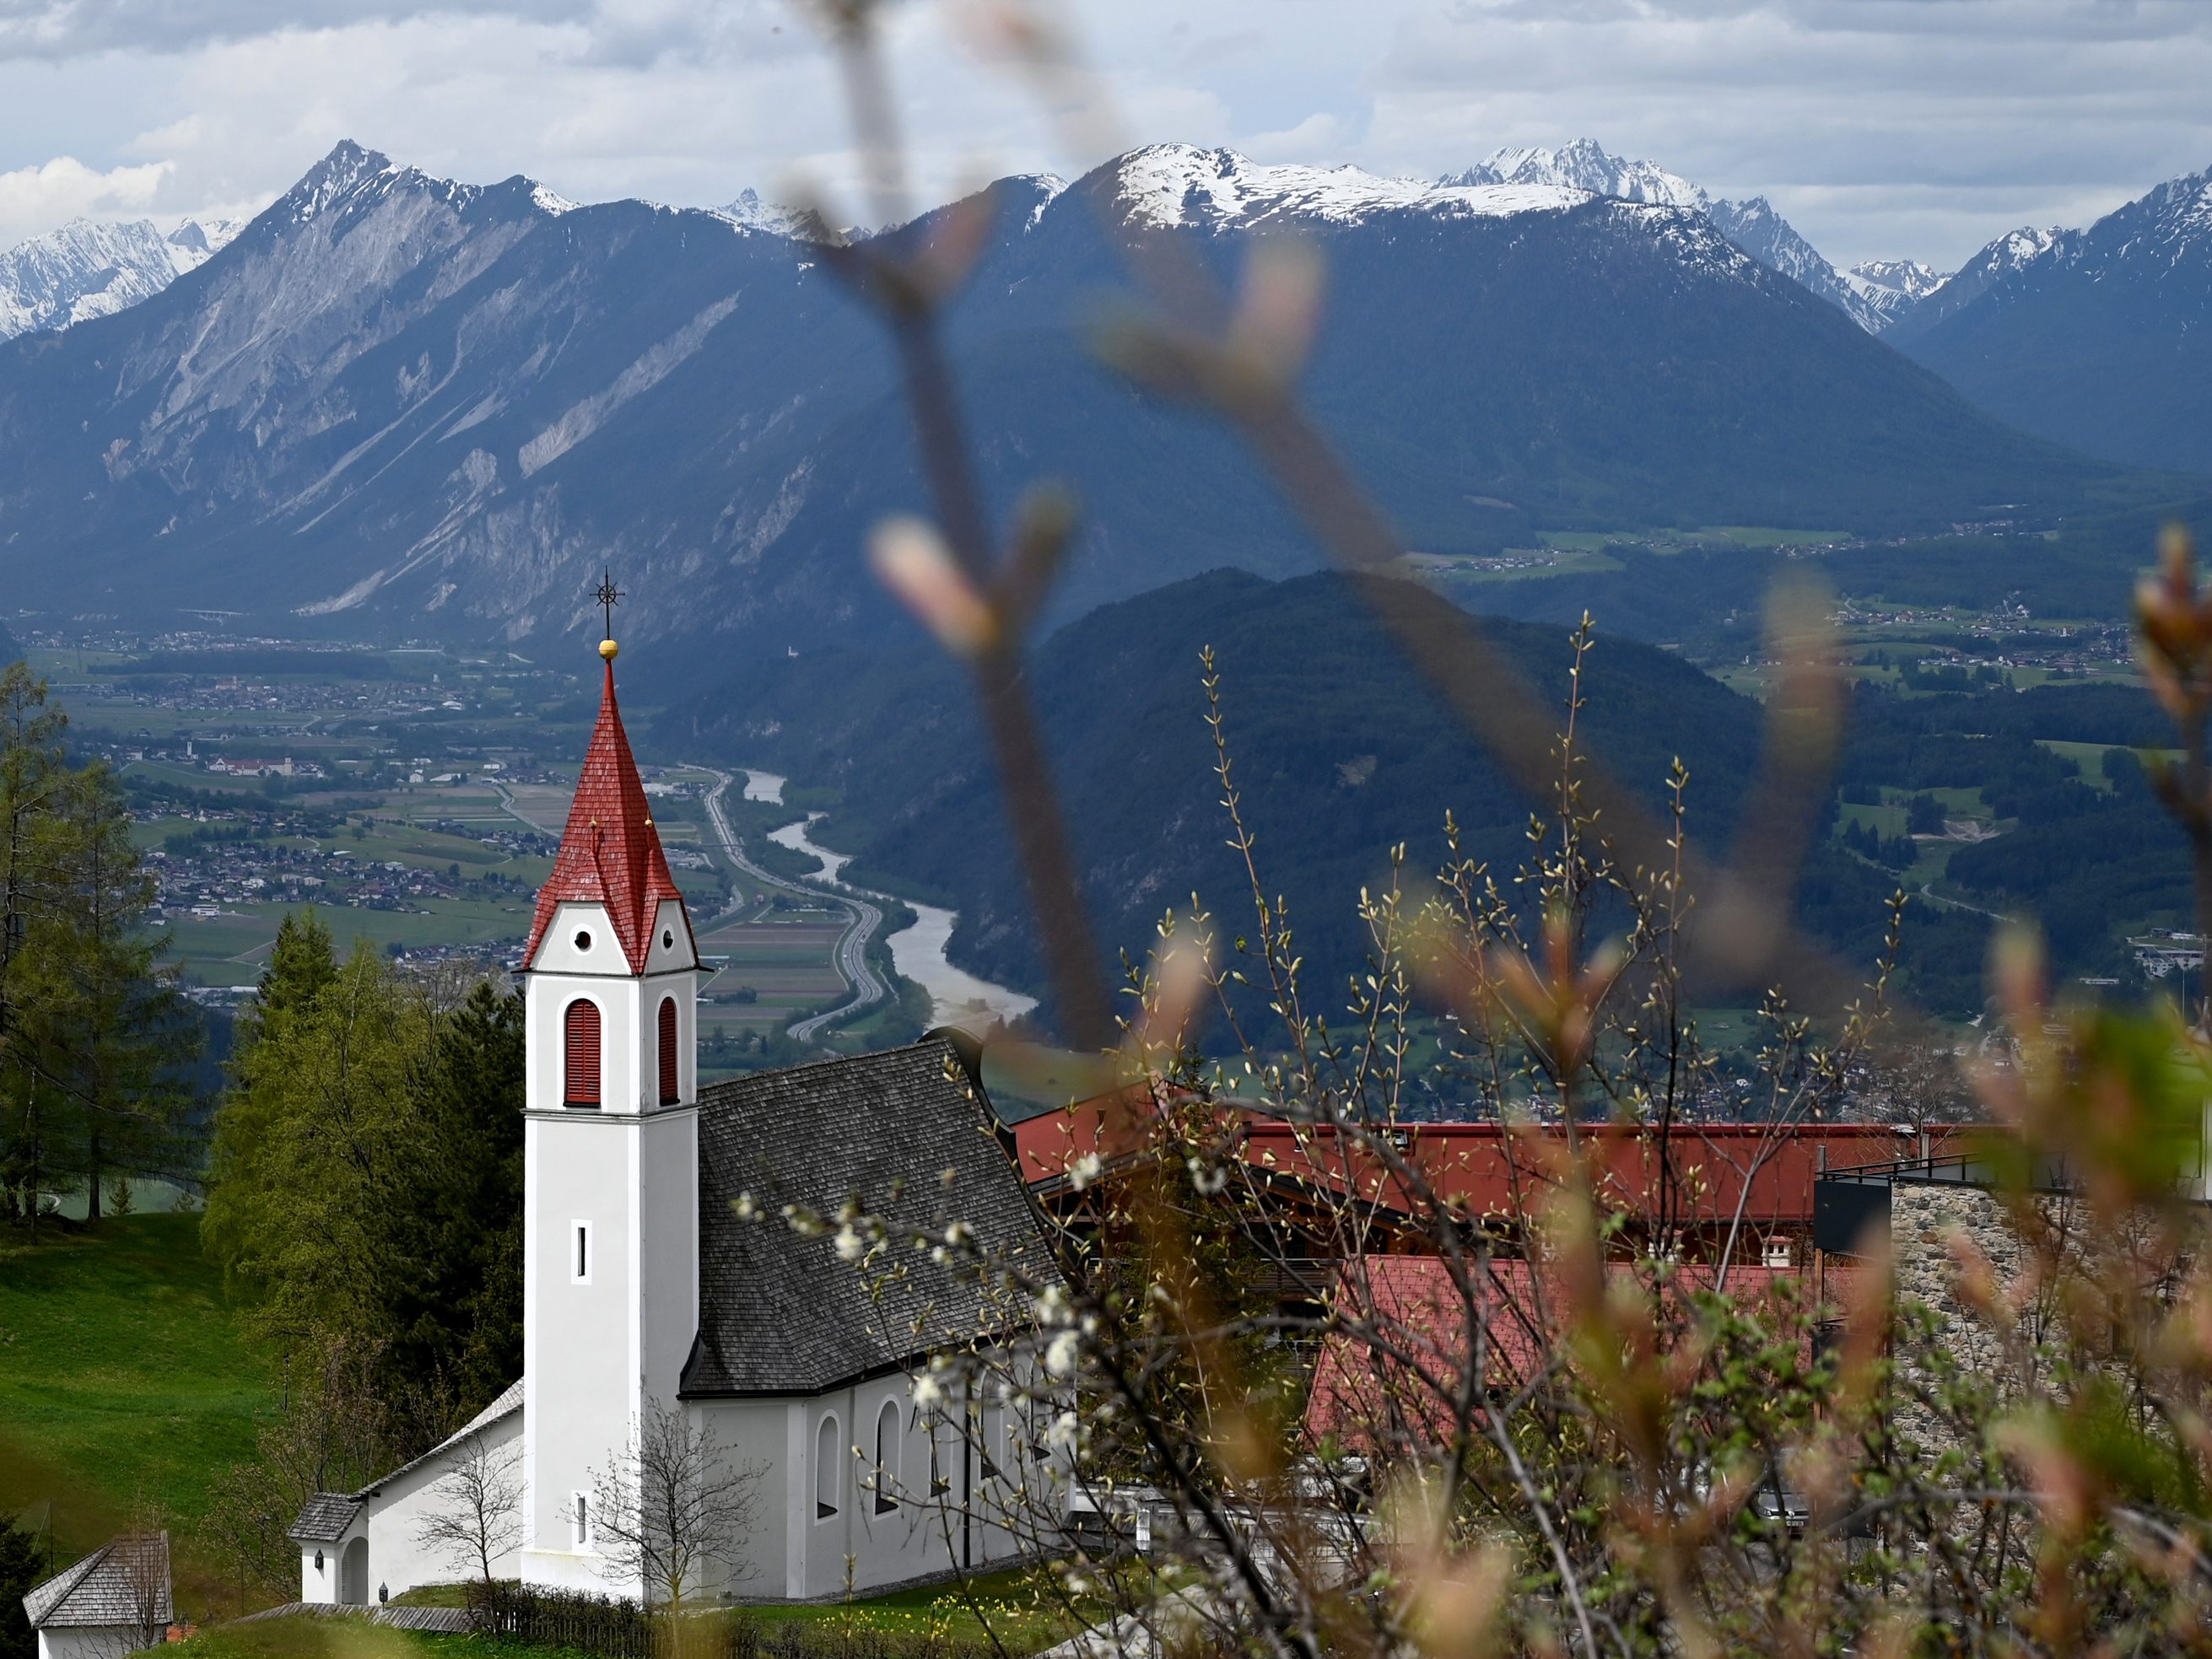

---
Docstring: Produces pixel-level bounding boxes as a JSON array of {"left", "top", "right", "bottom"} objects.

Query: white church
[{"left": 289, "top": 635, "right": 1054, "bottom": 1605}]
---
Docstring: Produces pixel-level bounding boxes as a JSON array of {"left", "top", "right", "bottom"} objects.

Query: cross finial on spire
[{"left": 593, "top": 568, "right": 623, "bottom": 660}]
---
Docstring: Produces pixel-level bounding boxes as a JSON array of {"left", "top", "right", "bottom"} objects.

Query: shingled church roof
[
  {"left": 521, "top": 658, "right": 687, "bottom": 972},
  {"left": 681, "top": 1038, "right": 1055, "bottom": 1398},
  {"left": 23, "top": 1534, "right": 171, "bottom": 1630}
]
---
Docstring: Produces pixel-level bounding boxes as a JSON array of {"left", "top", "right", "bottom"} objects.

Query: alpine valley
[{"left": 8, "top": 137, "right": 2212, "bottom": 1025}]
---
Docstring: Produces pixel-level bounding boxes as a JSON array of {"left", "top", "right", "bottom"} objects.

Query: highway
[{"left": 699, "top": 769, "right": 887, "bottom": 1043}]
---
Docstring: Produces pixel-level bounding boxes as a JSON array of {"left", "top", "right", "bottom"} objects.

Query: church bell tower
[{"left": 516, "top": 606, "right": 703, "bottom": 1596}]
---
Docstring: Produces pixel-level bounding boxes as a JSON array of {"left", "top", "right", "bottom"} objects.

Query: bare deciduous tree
[
  {"left": 589, "top": 1406, "right": 765, "bottom": 1607},
  {"left": 412, "top": 1430, "right": 523, "bottom": 1586},
  {"left": 114, "top": 1528, "right": 170, "bottom": 1658}
]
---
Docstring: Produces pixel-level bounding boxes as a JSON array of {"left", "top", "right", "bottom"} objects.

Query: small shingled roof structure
[
  {"left": 22, "top": 1532, "right": 170, "bottom": 1632},
  {"left": 290, "top": 1377, "right": 523, "bottom": 1543},
  {"left": 286, "top": 1493, "right": 364, "bottom": 1546},
  {"left": 681, "top": 1037, "right": 1054, "bottom": 1398}
]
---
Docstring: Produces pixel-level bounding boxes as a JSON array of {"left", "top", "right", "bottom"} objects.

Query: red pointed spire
[{"left": 523, "top": 657, "right": 690, "bottom": 974}]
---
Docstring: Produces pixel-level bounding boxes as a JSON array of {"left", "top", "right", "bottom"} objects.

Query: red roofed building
[{"left": 1012, "top": 1085, "right": 1972, "bottom": 1268}]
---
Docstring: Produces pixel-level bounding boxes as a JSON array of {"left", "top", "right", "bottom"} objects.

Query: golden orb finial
[{"left": 599, "top": 638, "right": 619, "bottom": 661}]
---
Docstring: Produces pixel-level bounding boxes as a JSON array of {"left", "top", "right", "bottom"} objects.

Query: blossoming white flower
[
  {"left": 1068, "top": 1151, "right": 1104, "bottom": 1191},
  {"left": 913, "top": 1373, "right": 946, "bottom": 1409},
  {"left": 1046, "top": 1410, "right": 1080, "bottom": 1453},
  {"left": 834, "top": 1225, "right": 865, "bottom": 1262},
  {"left": 1044, "top": 1329, "right": 1081, "bottom": 1378},
  {"left": 733, "top": 1192, "right": 759, "bottom": 1221}
]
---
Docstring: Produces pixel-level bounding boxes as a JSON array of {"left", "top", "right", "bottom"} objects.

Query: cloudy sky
[{"left": 2, "top": 0, "right": 2210, "bottom": 268}]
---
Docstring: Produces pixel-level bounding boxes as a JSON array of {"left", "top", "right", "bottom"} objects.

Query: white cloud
[
  {"left": 0, "top": 154, "right": 170, "bottom": 245},
  {"left": 0, "top": 0, "right": 2208, "bottom": 267}
]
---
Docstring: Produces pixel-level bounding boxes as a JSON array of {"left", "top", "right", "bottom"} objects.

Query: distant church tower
[{"left": 516, "top": 627, "right": 702, "bottom": 1596}]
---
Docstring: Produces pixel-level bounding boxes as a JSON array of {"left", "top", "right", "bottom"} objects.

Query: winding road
[{"left": 699, "top": 769, "right": 888, "bottom": 1042}]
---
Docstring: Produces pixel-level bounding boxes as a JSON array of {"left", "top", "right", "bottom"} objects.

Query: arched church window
[
  {"left": 873, "top": 1399, "right": 900, "bottom": 1514},
  {"left": 564, "top": 999, "right": 602, "bottom": 1108},
  {"left": 658, "top": 997, "right": 679, "bottom": 1106},
  {"left": 815, "top": 1414, "right": 840, "bottom": 1519}
]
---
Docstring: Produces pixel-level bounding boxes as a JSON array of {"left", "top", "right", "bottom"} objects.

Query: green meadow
[{"left": 0, "top": 1215, "right": 270, "bottom": 1615}]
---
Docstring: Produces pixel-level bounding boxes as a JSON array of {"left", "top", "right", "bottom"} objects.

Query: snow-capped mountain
[
  {"left": 714, "top": 187, "right": 846, "bottom": 242},
  {"left": 1895, "top": 165, "right": 2212, "bottom": 471},
  {"left": 1843, "top": 257, "right": 1948, "bottom": 329},
  {"left": 0, "top": 139, "right": 2121, "bottom": 658},
  {"left": 1701, "top": 195, "right": 1891, "bottom": 331},
  {"left": 1442, "top": 140, "right": 1707, "bottom": 210},
  {"left": 1849, "top": 259, "right": 1946, "bottom": 299},
  {"left": 1437, "top": 141, "right": 1932, "bottom": 333},
  {"left": 0, "top": 215, "right": 241, "bottom": 338},
  {"left": 1109, "top": 145, "right": 1594, "bottom": 229},
  {"left": 1889, "top": 224, "right": 2061, "bottom": 338}
]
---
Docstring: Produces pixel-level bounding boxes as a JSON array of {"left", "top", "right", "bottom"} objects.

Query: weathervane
[{"left": 594, "top": 568, "right": 623, "bottom": 661}]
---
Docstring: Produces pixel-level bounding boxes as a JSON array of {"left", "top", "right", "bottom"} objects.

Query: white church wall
[
  {"left": 37, "top": 1624, "right": 147, "bottom": 1659},
  {"left": 297, "top": 1538, "right": 343, "bottom": 1604},
  {"left": 752, "top": 1371, "right": 1031, "bottom": 1602},
  {"left": 639, "top": 1109, "right": 699, "bottom": 1403},
  {"left": 358, "top": 1411, "right": 528, "bottom": 1603},
  {"left": 644, "top": 897, "right": 699, "bottom": 978},
  {"left": 693, "top": 1399, "right": 791, "bottom": 1596},
  {"left": 531, "top": 902, "right": 634, "bottom": 977},
  {"left": 526, "top": 964, "right": 636, "bottom": 1118},
  {"left": 523, "top": 1112, "right": 644, "bottom": 1592}
]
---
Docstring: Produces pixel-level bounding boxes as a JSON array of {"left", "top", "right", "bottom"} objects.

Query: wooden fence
[{"left": 466, "top": 1582, "right": 1003, "bottom": 1659}]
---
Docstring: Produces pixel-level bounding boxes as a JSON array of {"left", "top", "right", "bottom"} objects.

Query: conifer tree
[
  {"left": 200, "top": 910, "right": 337, "bottom": 1290},
  {"left": 202, "top": 927, "right": 524, "bottom": 1442},
  {"left": 391, "top": 979, "right": 525, "bottom": 1417},
  {"left": 0, "top": 665, "right": 192, "bottom": 1235},
  {"left": 0, "top": 665, "right": 70, "bottom": 1231},
  {"left": 0, "top": 1514, "right": 39, "bottom": 1659},
  {"left": 33, "top": 762, "right": 193, "bottom": 1219}
]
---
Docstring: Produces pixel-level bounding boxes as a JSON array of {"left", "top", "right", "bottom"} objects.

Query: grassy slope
[
  {"left": 175, "top": 1567, "right": 1073, "bottom": 1657},
  {"left": 0, "top": 1214, "right": 268, "bottom": 1608},
  {"left": 173, "top": 1623, "right": 592, "bottom": 1659}
]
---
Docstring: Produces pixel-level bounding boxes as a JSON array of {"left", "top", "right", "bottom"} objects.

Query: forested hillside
[
  {"left": 1469, "top": 497, "right": 2212, "bottom": 654},
  {"left": 662, "top": 569, "right": 1993, "bottom": 1020}
]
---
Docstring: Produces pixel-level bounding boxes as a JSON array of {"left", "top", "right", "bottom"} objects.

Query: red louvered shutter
[
  {"left": 657, "top": 997, "right": 679, "bottom": 1105},
  {"left": 564, "top": 999, "right": 602, "bottom": 1107}
]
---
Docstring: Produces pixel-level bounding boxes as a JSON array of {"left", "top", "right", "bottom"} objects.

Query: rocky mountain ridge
[
  {"left": 0, "top": 139, "right": 2141, "bottom": 668},
  {"left": 0, "top": 214, "right": 240, "bottom": 338},
  {"left": 1894, "top": 164, "right": 2212, "bottom": 472}
]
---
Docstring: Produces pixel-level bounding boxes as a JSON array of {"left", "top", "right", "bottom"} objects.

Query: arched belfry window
[
  {"left": 815, "top": 1414, "right": 840, "bottom": 1519},
  {"left": 657, "top": 997, "right": 679, "bottom": 1106},
  {"left": 564, "top": 999, "right": 602, "bottom": 1108},
  {"left": 873, "top": 1399, "right": 900, "bottom": 1515}
]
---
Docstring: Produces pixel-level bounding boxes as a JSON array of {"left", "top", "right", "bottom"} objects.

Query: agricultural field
[{"left": 1, "top": 633, "right": 949, "bottom": 1069}]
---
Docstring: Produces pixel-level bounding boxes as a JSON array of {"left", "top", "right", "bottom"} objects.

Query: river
[
  {"left": 885, "top": 902, "right": 1039, "bottom": 1033},
  {"left": 767, "top": 812, "right": 851, "bottom": 884},
  {"left": 758, "top": 800, "right": 1036, "bottom": 1034}
]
